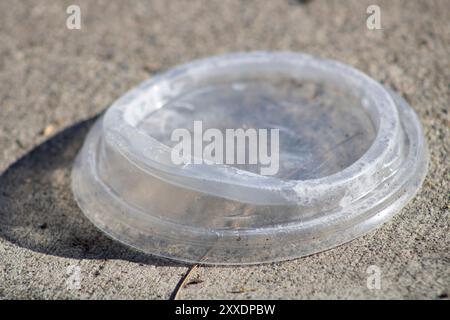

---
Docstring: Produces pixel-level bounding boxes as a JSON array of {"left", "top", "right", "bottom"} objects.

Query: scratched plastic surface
[{"left": 72, "top": 52, "right": 428, "bottom": 264}]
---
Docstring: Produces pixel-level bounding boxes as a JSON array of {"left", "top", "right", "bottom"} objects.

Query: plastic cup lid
[{"left": 72, "top": 52, "right": 428, "bottom": 265}]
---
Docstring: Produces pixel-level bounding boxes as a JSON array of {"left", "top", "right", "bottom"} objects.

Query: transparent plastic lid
[{"left": 72, "top": 52, "right": 428, "bottom": 265}]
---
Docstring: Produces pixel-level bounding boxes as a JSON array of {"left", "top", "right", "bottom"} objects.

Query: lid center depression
[{"left": 137, "top": 79, "right": 376, "bottom": 180}]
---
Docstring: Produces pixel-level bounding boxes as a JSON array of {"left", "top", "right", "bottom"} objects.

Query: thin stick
[
  {"left": 169, "top": 244, "right": 217, "bottom": 300},
  {"left": 170, "top": 264, "right": 199, "bottom": 300}
]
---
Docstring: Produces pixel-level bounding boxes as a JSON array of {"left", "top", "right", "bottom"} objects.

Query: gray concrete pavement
[{"left": 0, "top": 0, "right": 448, "bottom": 299}]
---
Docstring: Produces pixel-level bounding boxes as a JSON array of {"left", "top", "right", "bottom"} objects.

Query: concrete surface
[{"left": 0, "top": 0, "right": 448, "bottom": 299}]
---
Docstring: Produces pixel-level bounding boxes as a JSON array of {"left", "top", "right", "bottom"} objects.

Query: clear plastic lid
[{"left": 72, "top": 52, "right": 428, "bottom": 265}]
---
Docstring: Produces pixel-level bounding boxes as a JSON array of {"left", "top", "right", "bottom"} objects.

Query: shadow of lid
[{"left": 0, "top": 115, "right": 184, "bottom": 267}]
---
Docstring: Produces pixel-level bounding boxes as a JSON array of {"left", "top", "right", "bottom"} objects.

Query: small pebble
[{"left": 42, "top": 125, "right": 55, "bottom": 137}]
